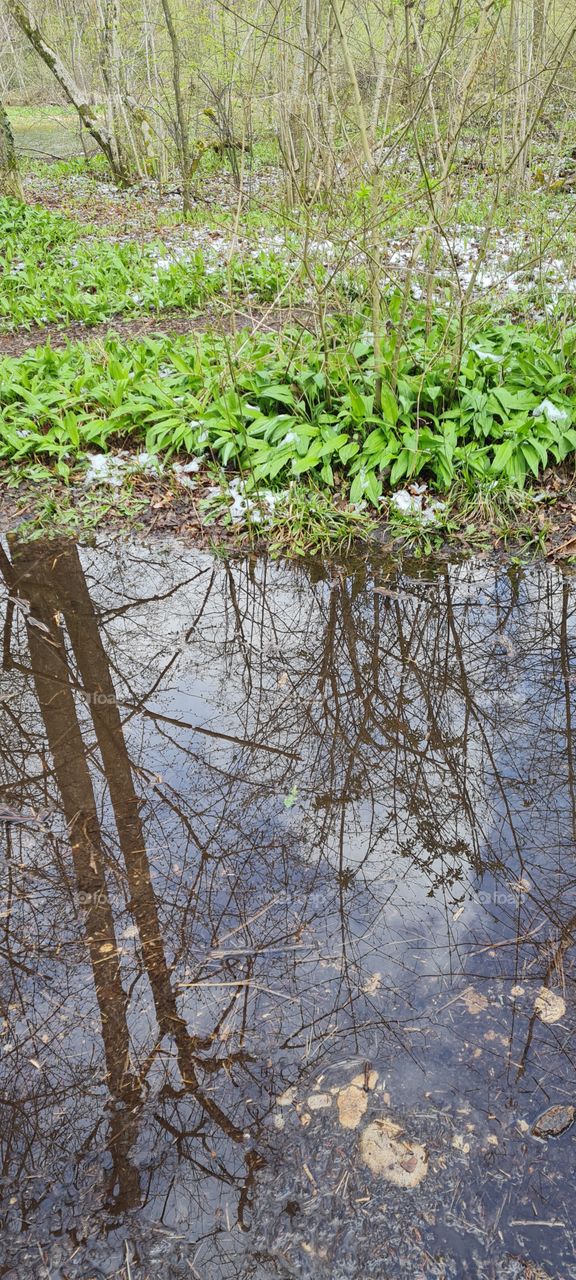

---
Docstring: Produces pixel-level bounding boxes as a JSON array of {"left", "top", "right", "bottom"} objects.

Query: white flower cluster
[{"left": 84, "top": 451, "right": 163, "bottom": 487}]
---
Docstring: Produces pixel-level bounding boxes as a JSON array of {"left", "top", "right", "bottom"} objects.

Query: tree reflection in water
[{"left": 0, "top": 538, "right": 575, "bottom": 1279}]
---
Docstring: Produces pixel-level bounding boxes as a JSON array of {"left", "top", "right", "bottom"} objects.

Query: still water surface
[{"left": 0, "top": 538, "right": 575, "bottom": 1279}]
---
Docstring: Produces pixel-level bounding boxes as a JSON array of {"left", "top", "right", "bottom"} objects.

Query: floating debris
[
  {"left": 337, "top": 1070, "right": 378, "bottom": 1129},
  {"left": 360, "top": 1118, "right": 428, "bottom": 1187},
  {"left": 534, "top": 987, "right": 566, "bottom": 1024},
  {"left": 337, "top": 1082, "right": 369, "bottom": 1130},
  {"left": 307, "top": 1092, "right": 332, "bottom": 1111},
  {"left": 460, "top": 986, "right": 489, "bottom": 1015},
  {"left": 532, "top": 1105, "right": 575, "bottom": 1139}
]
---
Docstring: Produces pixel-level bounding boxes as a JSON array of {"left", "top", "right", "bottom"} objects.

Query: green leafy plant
[
  {"left": 0, "top": 199, "right": 299, "bottom": 331},
  {"left": 1, "top": 309, "right": 576, "bottom": 504}
]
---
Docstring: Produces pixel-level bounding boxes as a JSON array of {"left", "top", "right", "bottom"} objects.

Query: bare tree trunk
[
  {"left": 97, "top": 0, "right": 149, "bottom": 178},
  {"left": 159, "top": 0, "right": 193, "bottom": 213},
  {"left": 279, "top": 0, "right": 326, "bottom": 205},
  {"left": 98, "top": 0, "right": 124, "bottom": 174},
  {"left": 0, "top": 100, "right": 22, "bottom": 197},
  {"left": 5, "top": 0, "right": 130, "bottom": 183},
  {"left": 3, "top": 539, "right": 143, "bottom": 1210},
  {"left": 510, "top": 0, "right": 534, "bottom": 189}
]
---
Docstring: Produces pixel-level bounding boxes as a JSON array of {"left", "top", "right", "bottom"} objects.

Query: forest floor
[{"left": 3, "top": 136, "right": 576, "bottom": 557}]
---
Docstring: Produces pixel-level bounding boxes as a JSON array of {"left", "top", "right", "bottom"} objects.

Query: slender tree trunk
[
  {"left": 159, "top": 0, "right": 193, "bottom": 212},
  {"left": 97, "top": 0, "right": 148, "bottom": 178},
  {"left": 279, "top": 0, "right": 326, "bottom": 205},
  {"left": 5, "top": 0, "right": 130, "bottom": 183},
  {"left": 0, "top": 101, "right": 22, "bottom": 197},
  {"left": 23, "top": 539, "right": 246, "bottom": 1141},
  {"left": 0, "top": 540, "right": 143, "bottom": 1214},
  {"left": 99, "top": 0, "right": 124, "bottom": 174}
]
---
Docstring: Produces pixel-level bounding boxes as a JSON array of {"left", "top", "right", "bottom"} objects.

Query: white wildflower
[{"left": 532, "top": 399, "right": 569, "bottom": 423}]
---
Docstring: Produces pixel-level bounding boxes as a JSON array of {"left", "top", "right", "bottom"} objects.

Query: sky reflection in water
[{"left": 0, "top": 538, "right": 575, "bottom": 1280}]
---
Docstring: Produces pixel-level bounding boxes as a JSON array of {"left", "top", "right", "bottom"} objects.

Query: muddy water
[{"left": 0, "top": 538, "right": 575, "bottom": 1280}]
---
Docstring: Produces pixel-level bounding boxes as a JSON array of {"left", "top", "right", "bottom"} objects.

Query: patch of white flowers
[
  {"left": 532, "top": 398, "right": 569, "bottom": 423},
  {"left": 84, "top": 451, "right": 163, "bottom": 488},
  {"left": 390, "top": 483, "right": 446, "bottom": 523},
  {"left": 227, "top": 477, "right": 278, "bottom": 524}
]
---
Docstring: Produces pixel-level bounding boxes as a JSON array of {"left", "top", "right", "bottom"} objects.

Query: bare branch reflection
[{"left": 0, "top": 539, "right": 575, "bottom": 1278}]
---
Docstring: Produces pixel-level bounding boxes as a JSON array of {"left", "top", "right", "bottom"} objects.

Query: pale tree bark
[
  {"left": 99, "top": 0, "right": 126, "bottom": 173},
  {"left": 328, "top": 0, "right": 384, "bottom": 412},
  {"left": 159, "top": 0, "right": 193, "bottom": 212},
  {"left": 0, "top": 100, "right": 23, "bottom": 197},
  {"left": 300, "top": 0, "right": 324, "bottom": 193},
  {"left": 5, "top": 0, "right": 130, "bottom": 183},
  {"left": 502, "top": 0, "right": 574, "bottom": 191},
  {"left": 279, "top": 0, "right": 327, "bottom": 205},
  {"left": 97, "top": 0, "right": 151, "bottom": 179},
  {"left": 510, "top": 0, "right": 535, "bottom": 189}
]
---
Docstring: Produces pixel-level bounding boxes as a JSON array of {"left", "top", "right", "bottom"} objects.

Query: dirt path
[{"left": 0, "top": 305, "right": 325, "bottom": 358}]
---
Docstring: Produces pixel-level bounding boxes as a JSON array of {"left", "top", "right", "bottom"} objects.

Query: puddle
[{"left": 0, "top": 537, "right": 575, "bottom": 1280}]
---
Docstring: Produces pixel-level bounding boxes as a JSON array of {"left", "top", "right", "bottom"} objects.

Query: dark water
[{"left": 0, "top": 537, "right": 575, "bottom": 1280}]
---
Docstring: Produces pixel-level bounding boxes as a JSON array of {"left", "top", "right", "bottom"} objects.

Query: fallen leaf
[
  {"left": 307, "top": 1092, "right": 332, "bottom": 1111},
  {"left": 277, "top": 1086, "right": 297, "bottom": 1107},
  {"left": 351, "top": 1069, "right": 378, "bottom": 1091},
  {"left": 484, "top": 1030, "right": 508, "bottom": 1046},
  {"left": 534, "top": 987, "right": 565, "bottom": 1025},
  {"left": 531, "top": 1104, "right": 575, "bottom": 1138},
  {"left": 360, "top": 1120, "right": 428, "bottom": 1187},
  {"left": 461, "top": 986, "right": 489, "bottom": 1014},
  {"left": 362, "top": 972, "right": 382, "bottom": 995},
  {"left": 337, "top": 1084, "right": 368, "bottom": 1130}
]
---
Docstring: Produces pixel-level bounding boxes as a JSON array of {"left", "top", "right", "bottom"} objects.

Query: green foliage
[
  {"left": 0, "top": 199, "right": 298, "bottom": 330},
  {"left": 1, "top": 308, "right": 575, "bottom": 499}
]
